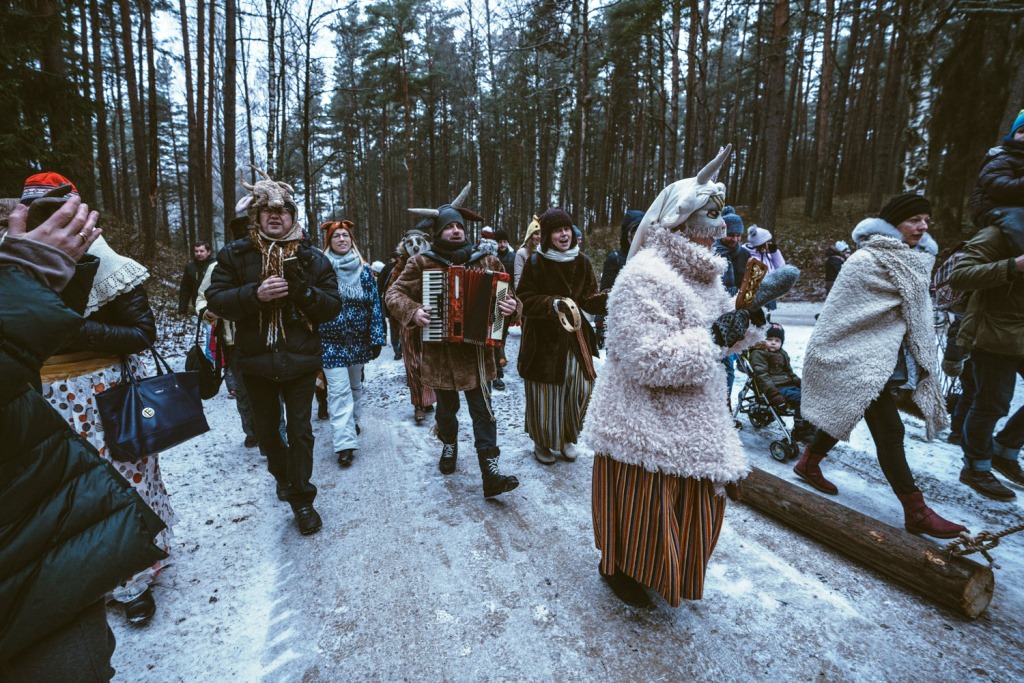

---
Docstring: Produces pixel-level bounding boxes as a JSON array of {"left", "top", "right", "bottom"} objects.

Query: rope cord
[{"left": 944, "top": 522, "right": 1024, "bottom": 568}]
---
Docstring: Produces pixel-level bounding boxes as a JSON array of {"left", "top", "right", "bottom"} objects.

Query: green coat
[
  {"left": 0, "top": 265, "right": 167, "bottom": 662},
  {"left": 950, "top": 226, "right": 1024, "bottom": 356},
  {"left": 748, "top": 346, "right": 800, "bottom": 395}
]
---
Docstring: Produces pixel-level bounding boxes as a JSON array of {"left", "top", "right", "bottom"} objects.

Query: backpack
[{"left": 932, "top": 241, "right": 970, "bottom": 314}]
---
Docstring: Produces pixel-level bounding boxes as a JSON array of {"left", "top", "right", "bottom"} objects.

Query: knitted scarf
[
  {"left": 325, "top": 247, "right": 366, "bottom": 300},
  {"left": 539, "top": 244, "right": 579, "bottom": 263},
  {"left": 249, "top": 224, "right": 308, "bottom": 347},
  {"left": 432, "top": 238, "right": 476, "bottom": 265}
]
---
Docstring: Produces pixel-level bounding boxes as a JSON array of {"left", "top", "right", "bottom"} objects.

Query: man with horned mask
[
  {"left": 206, "top": 167, "right": 342, "bottom": 536},
  {"left": 386, "top": 183, "right": 522, "bottom": 499}
]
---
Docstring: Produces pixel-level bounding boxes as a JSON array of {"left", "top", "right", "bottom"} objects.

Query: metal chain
[{"left": 945, "top": 522, "right": 1024, "bottom": 568}]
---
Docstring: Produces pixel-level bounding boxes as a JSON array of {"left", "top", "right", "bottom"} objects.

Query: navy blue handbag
[{"left": 96, "top": 347, "right": 210, "bottom": 462}]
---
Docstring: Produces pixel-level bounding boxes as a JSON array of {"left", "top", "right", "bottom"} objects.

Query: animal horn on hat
[
  {"left": 408, "top": 208, "right": 440, "bottom": 217},
  {"left": 451, "top": 182, "right": 472, "bottom": 208},
  {"left": 239, "top": 168, "right": 254, "bottom": 191},
  {"left": 695, "top": 144, "right": 732, "bottom": 186},
  {"left": 250, "top": 165, "right": 272, "bottom": 182}
]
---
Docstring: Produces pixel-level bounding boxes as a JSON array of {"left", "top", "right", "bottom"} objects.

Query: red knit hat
[
  {"left": 21, "top": 172, "right": 79, "bottom": 204},
  {"left": 321, "top": 220, "right": 357, "bottom": 251}
]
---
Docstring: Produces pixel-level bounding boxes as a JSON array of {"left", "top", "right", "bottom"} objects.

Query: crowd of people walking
[{"left": 3, "top": 114, "right": 1024, "bottom": 678}]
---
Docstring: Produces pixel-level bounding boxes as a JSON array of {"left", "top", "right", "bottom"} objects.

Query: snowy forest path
[{"left": 110, "top": 307, "right": 1024, "bottom": 682}]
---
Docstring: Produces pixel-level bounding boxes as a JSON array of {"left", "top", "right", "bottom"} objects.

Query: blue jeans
[
  {"left": 435, "top": 386, "right": 497, "bottom": 452},
  {"left": 778, "top": 385, "right": 802, "bottom": 417},
  {"left": 962, "top": 349, "right": 1024, "bottom": 471}
]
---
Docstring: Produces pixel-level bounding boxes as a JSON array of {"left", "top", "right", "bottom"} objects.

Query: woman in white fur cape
[
  {"left": 585, "top": 147, "right": 763, "bottom": 608},
  {"left": 795, "top": 193, "right": 967, "bottom": 540}
]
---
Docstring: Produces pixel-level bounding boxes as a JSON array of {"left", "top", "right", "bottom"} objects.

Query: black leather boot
[
  {"left": 478, "top": 447, "right": 519, "bottom": 498},
  {"left": 439, "top": 440, "right": 458, "bottom": 474}
]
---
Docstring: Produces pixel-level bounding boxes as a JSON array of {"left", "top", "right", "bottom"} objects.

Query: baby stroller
[{"left": 731, "top": 352, "right": 809, "bottom": 462}]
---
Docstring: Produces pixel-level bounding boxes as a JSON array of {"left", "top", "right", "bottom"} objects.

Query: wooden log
[{"left": 740, "top": 467, "right": 994, "bottom": 619}]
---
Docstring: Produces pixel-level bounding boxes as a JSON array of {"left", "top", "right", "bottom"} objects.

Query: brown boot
[
  {"left": 897, "top": 491, "right": 967, "bottom": 539},
  {"left": 793, "top": 446, "right": 838, "bottom": 494}
]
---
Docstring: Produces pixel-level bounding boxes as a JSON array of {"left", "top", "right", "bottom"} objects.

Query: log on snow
[{"left": 740, "top": 467, "right": 994, "bottom": 619}]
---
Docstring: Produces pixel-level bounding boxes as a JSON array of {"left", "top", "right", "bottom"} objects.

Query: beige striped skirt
[
  {"left": 399, "top": 325, "right": 436, "bottom": 408},
  {"left": 524, "top": 351, "right": 593, "bottom": 451},
  {"left": 592, "top": 454, "right": 726, "bottom": 606}
]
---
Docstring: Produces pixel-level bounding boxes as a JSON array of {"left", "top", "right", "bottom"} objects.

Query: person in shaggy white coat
[
  {"left": 796, "top": 193, "right": 968, "bottom": 539},
  {"left": 585, "top": 145, "right": 764, "bottom": 608}
]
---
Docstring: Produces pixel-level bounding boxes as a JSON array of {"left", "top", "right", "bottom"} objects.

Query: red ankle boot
[
  {"left": 896, "top": 491, "right": 967, "bottom": 539},
  {"left": 793, "top": 446, "right": 838, "bottom": 494}
]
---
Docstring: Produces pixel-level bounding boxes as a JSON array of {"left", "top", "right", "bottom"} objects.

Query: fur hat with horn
[
  {"left": 627, "top": 144, "right": 732, "bottom": 261},
  {"left": 236, "top": 165, "right": 298, "bottom": 222},
  {"left": 408, "top": 182, "right": 485, "bottom": 240}
]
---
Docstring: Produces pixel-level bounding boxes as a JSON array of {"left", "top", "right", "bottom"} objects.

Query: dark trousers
[
  {"left": 2, "top": 600, "right": 114, "bottom": 683},
  {"left": 227, "top": 353, "right": 256, "bottom": 440},
  {"left": 435, "top": 386, "right": 497, "bottom": 452},
  {"left": 963, "top": 349, "right": 1024, "bottom": 469},
  {"left": 810, "top": 389, "right": 917, "bottom": 495},
  {"left": 244, "top": 372, "right": 318, "bottom": 507},
  {"left": 953, "top": 357, "right": 977, "bottom": 425},
  {"left": 388, "top": 315, "right": 401, "bottom": 351},
  {"left": 778, "top": 385, "right": 803, "bottom": 418}
]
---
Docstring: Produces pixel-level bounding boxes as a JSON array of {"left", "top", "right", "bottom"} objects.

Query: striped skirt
[
  {"left": 399, "top": 325, "right": 436, "bottom": 408},
  {"left": 524, "top": 351, "right": 593, "bottom": 450},
  {"left": 592, "top": 455, "right": 726, "bottom": 606}
]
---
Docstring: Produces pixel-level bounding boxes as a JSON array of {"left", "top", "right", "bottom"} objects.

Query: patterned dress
[{"left": 41, "top": 354, "right": 175, "bottom": 603}]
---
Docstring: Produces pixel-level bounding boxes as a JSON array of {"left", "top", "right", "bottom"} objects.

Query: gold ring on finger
[{"left": 78, "top": 232, "right": 88, "bottom": 243}]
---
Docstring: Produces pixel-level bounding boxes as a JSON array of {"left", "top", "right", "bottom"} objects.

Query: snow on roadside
[{"left": 108, "top": 303, "right": 1024, "bottom": 682}]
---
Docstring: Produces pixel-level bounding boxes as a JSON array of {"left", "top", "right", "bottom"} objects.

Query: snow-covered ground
[{"left": 110, "top": 302, "right": 1024, "bottom": 682}]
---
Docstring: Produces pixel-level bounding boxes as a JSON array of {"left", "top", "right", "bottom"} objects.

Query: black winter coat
[
  {"left": 0, "top": 266, "right": 166, "bottom": 662},
  {"left": 824, "top": 247, "right": 845, "bottom": 293},
  {"left": 496, "top": 247, "right": 516, "bottom": 284},
  {"left": 61, "top": 285, "right": 157, "bottom": 355},
  {"left": 517, "top": 252, "right": 606, "bottom": 384},
  {"left": 205, "top": 237, "right": 342, "bottom": 380},
  {"left": 969, "top": 141, "right": 1024, "bottom": 228},
  {"left": 179, "top": 257, "right": 215, "bottom": 314},
  {"left": 600, "top": 250, "right": 626, "bottom": 291}
]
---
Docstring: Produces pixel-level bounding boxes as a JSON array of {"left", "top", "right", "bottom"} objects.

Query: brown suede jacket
[
  {"left": 386, "top": 252, "right": 521, "bottom": 391},
  {"left": 516, "top": 251, "right": 607, "bottom": 384}
]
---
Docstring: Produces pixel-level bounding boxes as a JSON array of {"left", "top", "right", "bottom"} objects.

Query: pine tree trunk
[
  {"left": 224, "top": 0, "right": 237, "bottom": 228},
  {"left": 758, "top": 0, "right": 790, "bottom": 233},
  {"left": 89, "top": 0, "right": 115, "bottom": 210},
  {"left": 144, "top": 1, "right": 159, "bottom": 253},
  {"left": 178, "top": 0, "right": 199, "bottom": 246}
]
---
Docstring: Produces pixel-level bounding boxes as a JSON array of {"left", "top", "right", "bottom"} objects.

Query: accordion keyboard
[
  {"left": 490, "top": 279, "right": 510, "bottom": 340},
  {"left": 422, "top": 270, "right": 445, "bottom": 342}
]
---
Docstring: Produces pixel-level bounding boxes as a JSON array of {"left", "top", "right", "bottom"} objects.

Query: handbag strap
[{"left": 149, "top": 346, "right": 173, "bottom": 376}]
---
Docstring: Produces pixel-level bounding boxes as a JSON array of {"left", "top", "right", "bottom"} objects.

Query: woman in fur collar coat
[
  {"left": 585, "top": 147, "right": 763, "bottom": 608},
  {"left": 796, "top": 193, "right": 967, "bottom": 539},
  {"left": 516, "top": 208, "right": 607, "bottom": 464}
]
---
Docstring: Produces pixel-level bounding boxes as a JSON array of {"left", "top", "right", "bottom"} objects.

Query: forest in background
[{"left": 1, "top": 0, "right": 1022, "bottom": 264}]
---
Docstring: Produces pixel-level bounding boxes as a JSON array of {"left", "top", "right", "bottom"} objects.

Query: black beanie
[
  {"left": 538, "top": 207, "right": 576, "bottom": 250},
  {"left": 766, "top": 324, "right": 785, "bottom": 344},
  {"left": 494, "top": 229, "right": 509, "bottom": 242},
  {"left": 879, "top": 193, "right": 931, "bottom": 228}
]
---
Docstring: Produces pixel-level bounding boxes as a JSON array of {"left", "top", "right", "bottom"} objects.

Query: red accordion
[{"left": 422, "top": 267, "right": 510, "bottom": 347}]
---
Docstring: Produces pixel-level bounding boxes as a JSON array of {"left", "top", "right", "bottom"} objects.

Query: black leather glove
[
  {"left": 283, "top": 257, "right": 313, "bottom": 306},
  {"left": 767, "top": 240, "right": 778, "bottom": 254},
  {"left": 711, "top": 309, "right": 751, "bottom": 348},
  {"left": 370, "top": 345, "right": 382, "bottom": 360}
]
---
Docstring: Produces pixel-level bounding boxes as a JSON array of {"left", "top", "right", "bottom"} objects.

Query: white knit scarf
[
  {"left": 325, "top": 247, "right": 366, "bottom": 300},
  {"left": 539, "top": 244, "right": 580, "bottom": 263}
]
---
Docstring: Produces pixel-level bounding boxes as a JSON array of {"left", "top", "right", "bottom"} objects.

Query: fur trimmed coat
[
  {"left": 583, "top": 229, "right": 762, "bottom": 484},
  {"left": 385, "top": 252, "right": 521, "bottom": 391},
  {"left": 802, "top": 218, "right": 946, "bottom": 441}
]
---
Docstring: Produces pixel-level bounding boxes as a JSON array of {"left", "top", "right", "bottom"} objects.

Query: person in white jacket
[{"left": 585, "top": 145, "right": 762, "bottom": 608}]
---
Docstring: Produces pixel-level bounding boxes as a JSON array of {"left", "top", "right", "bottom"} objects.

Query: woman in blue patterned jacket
[{"left": 319, "top": 220, "right": 386, "bottom": 467}]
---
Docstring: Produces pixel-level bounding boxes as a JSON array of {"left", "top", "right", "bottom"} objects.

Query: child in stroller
[{"left": 734, "top": 324, "right": 816, "bottom": 460}]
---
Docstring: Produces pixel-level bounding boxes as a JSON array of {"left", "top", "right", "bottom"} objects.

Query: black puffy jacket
[
  {"left": 969, "top": 141, "right": 1024, "bottom": 227},
  {"left": 61, "top": 285, "right": 157, "bottom": 355},
  {"left": 205, "top": 237, "right": 342, "bottom": 380},
  {"left": 0, "top": 265, "right": 166, "bottom": 662}
]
